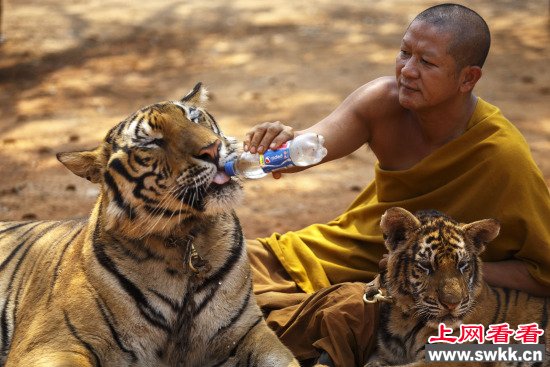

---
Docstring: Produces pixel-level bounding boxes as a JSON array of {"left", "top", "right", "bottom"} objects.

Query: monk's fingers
[
  {"left": 243, "top": 130, "right": 261, "bottom": 153},
  {"left": 268, "top": 125, "right": 294, "bottom": 150},
  {"left": 244, "top": 121, "right": 272, "bottom": 153},
  {"left": 245, "top": 121, "right": 293, "bottom": 154}
]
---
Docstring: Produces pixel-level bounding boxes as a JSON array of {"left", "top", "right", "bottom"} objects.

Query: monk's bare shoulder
[
  {"left": 354, "top": 77, "right": 398, "bottom": 112},
  {"left": 309, "top": 77, "right": 406, "bottom": 161},
  {"left": 350, "top": 77, "right": 404, "bottom": 140}
]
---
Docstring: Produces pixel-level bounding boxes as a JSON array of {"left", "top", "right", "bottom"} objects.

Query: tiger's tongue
[{"left": 212, "top": 171, "right": 231, "bottom": 185}]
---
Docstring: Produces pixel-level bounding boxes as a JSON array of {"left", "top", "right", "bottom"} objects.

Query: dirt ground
[{"left": 0, "top": 0, "right": 549, "bottom": 239}]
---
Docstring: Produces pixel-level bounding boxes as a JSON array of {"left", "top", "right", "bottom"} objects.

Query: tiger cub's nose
[
  {"left": 196, "top": 139, "right": 221, "bottom": 163},
  {"left": 441, "top": 301, "right": 460, "bottom": 311}
]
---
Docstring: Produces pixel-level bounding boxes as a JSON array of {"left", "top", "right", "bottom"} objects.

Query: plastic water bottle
[{"left": 224, "top": 133, "right": 328, "bottom": 179}]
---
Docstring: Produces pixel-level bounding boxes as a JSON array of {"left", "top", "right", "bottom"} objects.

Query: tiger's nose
[
  {"left": 196, "top": 139, "right": 221, "bottom": 163},
  {"left": 441, "top": 301, "right": 460, "bottom": 311}
]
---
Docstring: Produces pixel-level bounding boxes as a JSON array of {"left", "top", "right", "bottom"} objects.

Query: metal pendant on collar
[
  {"left": 363, "top": 275, "right": 394, "bottom": 304},
  {"left": 363, "top": 289, "right": 394, "bottom": 304},
  {"left": 189, "top": 244, "right": 211, "bottom": 275},
  {"left": 165, "top": 233, "right": 211, "bottom": 276}
]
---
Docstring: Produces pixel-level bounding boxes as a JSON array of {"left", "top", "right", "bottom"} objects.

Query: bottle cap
[{"left": 224, "top": 161, "right": 236, "bottom": 176}]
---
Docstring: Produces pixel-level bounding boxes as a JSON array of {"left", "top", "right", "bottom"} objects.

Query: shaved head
[{"left": 410, "top": 3, "right": 491, "bottom": 69}]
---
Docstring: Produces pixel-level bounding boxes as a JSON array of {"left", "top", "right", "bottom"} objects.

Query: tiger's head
[
  {"left": 57, "top": 83, "right": 241, "bottom": 237},
  {"left": 380, "top": 207, "right": 500, "bottom": 328}
]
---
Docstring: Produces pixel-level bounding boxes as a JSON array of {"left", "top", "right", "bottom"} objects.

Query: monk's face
[{"left": 395, "top": 20, "right": 462, "bottom": 111}]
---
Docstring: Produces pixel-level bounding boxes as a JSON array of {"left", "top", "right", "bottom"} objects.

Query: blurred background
[{"left": 0, "top": 0, "right": 548, "bottom": 238}]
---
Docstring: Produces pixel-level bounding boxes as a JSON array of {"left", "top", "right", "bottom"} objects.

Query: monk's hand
[{"left": 243, "top": 121, "right": 294, "bottom": 154}]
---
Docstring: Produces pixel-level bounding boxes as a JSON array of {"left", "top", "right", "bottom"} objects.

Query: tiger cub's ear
[
  {"left": 181, "top": 82, "right": 208, "bottom": 106},
  {"left": 461, "top": 219, "right": 500, "bottom": 255},
  {"left": 380, "top": 207, "right": 421, "bottom": 252},
  {"left": 57, "top": 148, "right": 103, "bottom": 183}
]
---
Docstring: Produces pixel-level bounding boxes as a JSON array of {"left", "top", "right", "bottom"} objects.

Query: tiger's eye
[
  {"left": 416, "top": 261, "right": 432, "bottom": 275},
  {"left": 458, "top": 261, "right": 469, "bottom": 274}
]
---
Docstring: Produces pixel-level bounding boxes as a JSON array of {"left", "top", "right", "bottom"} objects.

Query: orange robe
[{"left": 258, "top": 98, "right": 550, "bottom": 293}]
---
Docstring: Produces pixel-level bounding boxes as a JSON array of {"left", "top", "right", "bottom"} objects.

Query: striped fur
[
  {"left": 0, "top": 83, "right": 299, "bottom": 367},
  {"left": 366, "top": 207, "right": 550, "bottom": 367}
]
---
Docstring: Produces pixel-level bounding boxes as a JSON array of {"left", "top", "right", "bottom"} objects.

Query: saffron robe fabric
[{"left": 258, "top": 98, "right": 550, "bottom": 294}]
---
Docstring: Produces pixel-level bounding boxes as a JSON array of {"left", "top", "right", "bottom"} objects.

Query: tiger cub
[
  {"left": 0, "top": 83, "right": 299, "bottom": 367},
  {"left": 366, "top": 207, "right": 549, "bottom": 367}
]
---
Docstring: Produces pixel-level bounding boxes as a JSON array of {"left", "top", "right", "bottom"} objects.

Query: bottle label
[{"left": 259, "top": 143, "right": 295, "bottom": 173}]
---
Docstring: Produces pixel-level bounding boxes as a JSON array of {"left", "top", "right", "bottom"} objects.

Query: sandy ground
[{"left": 0, "top": 0, "right": 549, "bottom": 239}]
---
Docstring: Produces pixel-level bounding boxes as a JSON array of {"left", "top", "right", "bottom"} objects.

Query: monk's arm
[{"left": 483, "top": 260, "right": 550, "bottom": 297}]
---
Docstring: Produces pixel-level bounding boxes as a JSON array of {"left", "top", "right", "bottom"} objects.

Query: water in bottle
[{"left": 224, "top": 133, "right": 327, "bottom": 179}]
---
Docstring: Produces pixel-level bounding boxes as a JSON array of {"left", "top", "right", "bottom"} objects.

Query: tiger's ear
[
  {"left": 461, "top": 219, "right": 500, "bottom": 255},
  {"left": 380, "top": 207, "right": 421, "bottom": 252},
  {"left": 181, "top": 82, "right": 208, "bottom": 106},
  {"left": 56, "top": 148, "right": 103, "bottom": 184}
]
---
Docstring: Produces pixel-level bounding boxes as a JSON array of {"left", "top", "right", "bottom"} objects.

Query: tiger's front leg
[
  {"left": 234, "top": 320, "right": 300, "bottom": 367},
  {"left": 5, "top": 350, "right": 96, "bottom": 367}
]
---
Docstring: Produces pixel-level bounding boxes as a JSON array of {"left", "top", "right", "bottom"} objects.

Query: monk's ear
[
  {"left": 461, "top": 218, "right": 500, "bottom": 255},
  {"left": 380, "top": 207, "right": 420, "bottom": 252},
  {"left": 181, "top": 82, "right": 208, "bottom": 107},
  {"left": 57, "top": 148, "right": 103, "bottom": 183},
  {"left": 459, "top": 65, "right": 482, "bottom": 93}
]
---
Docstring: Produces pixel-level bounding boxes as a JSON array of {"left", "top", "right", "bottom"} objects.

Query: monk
[{"left": 243, "top": 3, "right": 550, "bottom": 367}]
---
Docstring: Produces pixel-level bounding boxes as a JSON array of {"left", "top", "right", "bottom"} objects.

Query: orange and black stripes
[
  {"left": 0, "top": 86, "right": 298, "bottom": 366},
  {"left": 374, "top": 208, "right": 550, "bottom": 366},
  {"left": 94, "top": 296, "right": 138, "bottom": 363},
  {"left": 0, "top": 221, "right": 72, "bottom": 353},
  {"left": 64, "top": 310, "right": 102, "bottom": 367},
  {"left": 92, "top": 238, "right": 171, "bottom": 332}
]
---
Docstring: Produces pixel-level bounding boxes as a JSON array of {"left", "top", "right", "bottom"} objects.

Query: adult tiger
[
  {"left": 0, "top": 83, "right": 299, "bottom": 367},
  {"left": 365, "top": 208, "right": 550, "bottom": 367}
]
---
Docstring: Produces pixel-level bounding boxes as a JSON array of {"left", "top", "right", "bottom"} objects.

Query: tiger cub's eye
[
  {"left": 458, "top": 261, "right": 469, "bottom": 274},
  {"left": 416, "top": 261, "right": 432, "bottom": 275}
]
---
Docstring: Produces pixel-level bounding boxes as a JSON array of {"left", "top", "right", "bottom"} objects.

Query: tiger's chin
[
  {"left": 426, "top": 316, "right": 462, "bottom": 329},
  {"left": 425, "top": 308, "right": 472, "bottom": 329},
  {"left": 203, "top": 180, "right": 243, "bottom": 215}
]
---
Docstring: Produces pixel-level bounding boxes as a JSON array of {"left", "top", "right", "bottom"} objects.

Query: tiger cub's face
[
  {"left": 380, "top": 207, "right": 500, "bottom": 328},
  {"left": 57, "top": 83, "right": 242, "bottom": 236}
]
